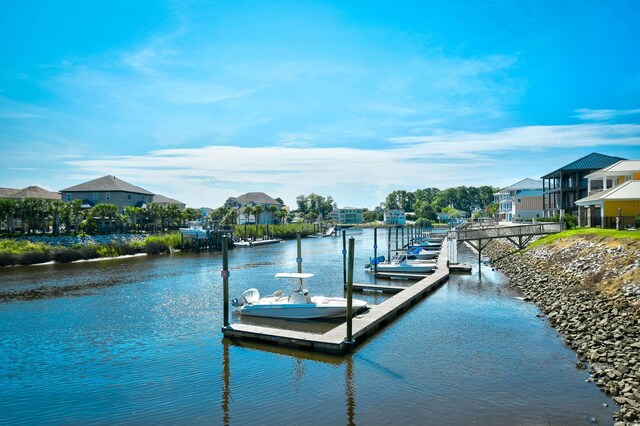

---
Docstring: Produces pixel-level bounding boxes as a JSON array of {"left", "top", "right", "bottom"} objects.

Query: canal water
[{"left": 0, "top": 229, "right": 615, "bottom": 424}]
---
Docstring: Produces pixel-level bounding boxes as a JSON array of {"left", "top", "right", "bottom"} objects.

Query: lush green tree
[
  {"left": 184, "top": 208, "right": 202, "bottom": 222},
  {"left": 223, "top": 208, "right": 238, "bottom": 225},
  {"left": 91, "top": 204, "right": 118, "bottom": 233},
  {"left": 296, "top": 195, "right": 308, "bottom": 213},
  {"left": 385, "top": 190, "right": 415, "bottom": 211},
  {"left": 243, "top": 205, "right": 253, "bottom": 224},
  {"left": 277, "top": 209, "right": 287, "bottom": 225},
  {"left": 48, "top": 200, "right": 65, "bottom": 235},
  {"left": 253, "top": 205, "right": 264, "bottom": 234},
  {"left": 0, "top": 198, "right": 17, "bottom": 233},
  {"left": 17, "top": 198, "right": 48, "bottom": 234},
  {"left": 68, "top": 199, "right": 83, "bottom": 234},
  {"left": 268, "top": 205, "right": 278, "bottom": 225}
]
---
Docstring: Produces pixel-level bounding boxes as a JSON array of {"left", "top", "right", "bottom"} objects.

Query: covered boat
[{"left": 231, "top": 273, "right": 368, "bottom": 319}]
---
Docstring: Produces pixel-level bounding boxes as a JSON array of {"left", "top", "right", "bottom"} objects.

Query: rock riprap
[{"left": 484, "top": 236, "right": 640, "bottom": 424}]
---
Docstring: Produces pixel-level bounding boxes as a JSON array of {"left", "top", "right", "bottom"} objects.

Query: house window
[
  {"left": 517, "top": 198, "right": 521, "bottom": 203},
  {"left": 128, "top": 194, "right": 131, "bottom": 200},
  {"left": 66, "top": 193, "right": 72, "bottom": 201},
  {"left": 106, "top": 193, "right": 110, "bottom": 200},
  {"left": 93, "top": 193, "right": 99, "bottom": 201}
]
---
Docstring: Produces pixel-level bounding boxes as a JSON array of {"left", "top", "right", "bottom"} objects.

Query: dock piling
[
  {"left": 222, "top": 235, "right": 229, "bottom": 327},
  {"left": 347, "top": 237, "right": 355, "bottom": 343},
  {"left": 373, "top": 227, "right": 378, "bottom": 274},
  {"left": 296, "top": 232, "right": 303, "bottom": 288},
  {"left": 342, "top": 230, "right": 347, "bottom": 285}
]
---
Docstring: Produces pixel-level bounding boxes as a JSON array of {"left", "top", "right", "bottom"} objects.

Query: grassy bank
[
  {"left": 0, "top": 233, "right": 183, "bottom": 267},
  {"left": 527, "top": 228, "right": 640, "bottom": 250},
  {"left": 234, "top": 223, "right": 315, "bottom": 240}
]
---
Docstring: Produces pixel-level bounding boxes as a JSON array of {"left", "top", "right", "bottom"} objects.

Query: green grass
[
  {"left": 526, "top": 227, "right": 640, "bottom": 250},
  {"left": 0, "top": 240, "right": 50, "bottom": 254}
]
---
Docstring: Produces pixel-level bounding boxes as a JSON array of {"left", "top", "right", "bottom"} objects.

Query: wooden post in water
[
  {"left": 395, "top": 226, "right": 399, "bottom": 251},
  {"left": 373, "top": 227, "right": 378, "bottom": 274},
  {"left": 346, "top": 237, "right": 355, "bottom": 343},
  {"left": 401, "top": 226, "right": 405, "bottom": 249},
  {"left": 478, "top": 238, "right": 482, "bottom": 279},
  {"left": 297, "top": 232, "right": 303, "bottom": 287},
  {"left": 342, "top": 230, "right": 347, "bottom": 285},
  {"left": 222, "top": 235, "right": 229, "bottom": 327},
  {"left": 387, "top": 227, "right": 391, "bottom": 261}
]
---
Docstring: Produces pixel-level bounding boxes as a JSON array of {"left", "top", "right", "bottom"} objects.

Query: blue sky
[{"left": 1, "top": 0, "right": 639, "bottom": 209}]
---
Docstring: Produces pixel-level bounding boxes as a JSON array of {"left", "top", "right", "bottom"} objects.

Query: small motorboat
[
  {"left": 371, "top": 255, "right": 436, "bottom": 274},
  {"left": 231, "top": 273, "right": 368, "bottom": 319},
  {"left": 179, "top": 221, "right": 207, "bottom": 237},
  {"left": 406, "top": 247, "right": 439, "bottom": 260}
]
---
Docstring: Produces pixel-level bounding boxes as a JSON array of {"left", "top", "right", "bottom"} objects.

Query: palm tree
[
  {"left": 92, "top": 204, "right": 118, "bottom": 233},
  {"left": 68, "top": 199, "right": 83, "bottom": 234},
  {"left": 223, "top": 209, "right": 238, "bottom": 226},
  {"left": 268, "top": 205, "right": 278, "bottom": 225},
  {"left": 17, "top": 198, "right": 48, "bottom": 234},
  {"left": 165, "top": 204, "right": 182, "bottom": 229},
  {"left": 48, "top": 200, "right": 65, "bottom": 235},
  {"left": 0, "top": 198, "right": 17, "bottom": 233},
  {"left": 253, "top": 205, "right": 263, "bottom": 237},
  {"left": 277, "top": 209, "right": 287, "bottom": 225}
]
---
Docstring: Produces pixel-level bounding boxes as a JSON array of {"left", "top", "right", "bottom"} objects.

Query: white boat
[
  {"left": 179, "top": 222, "right": 207, "bottom": 237},
  {"left": 231, "top": 273, "right": 368, "bottom": 319},
  {"left": 234, "top": 238, "right": 283, "bottom": 247},
  {"left": 406, "top": 247, "right": 439, "bottom": 260},
  {"left": 372, "top": 255, "right": 437, "bottom": 274}
]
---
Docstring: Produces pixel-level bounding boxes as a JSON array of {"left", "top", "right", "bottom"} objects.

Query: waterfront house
[
  {"left": 152, "top": 194, "right": 186, "bottom": 210},
  {"left": 2, "top": 185, "right": 61, "bottom": 201},
  {"left": 541, "top": 152, "right": 625, "bottom": 218},
  {"left": 60, "top": 175, "right": 154, "bottom": 212},
  {"left": 493, "top": 178, "right": 543, "bottom": 222},
  {"left": 384, "top": 209, "right": 406, "bottom": 225},
  {"left": 575, "top": 160, "right": 640, "bottom": 228},
  {"left": 329, "top": 207, "right": 363, "bottom": 224},
  {"left": 224, "top": 192, "right": 282, "bottom": 225}
]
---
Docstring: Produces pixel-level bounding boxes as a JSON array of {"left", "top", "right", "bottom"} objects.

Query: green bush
[
  {"left": 0, "top": 252, "right": 17, "bottom": 267},
  {"left": 145, "top": 239, "right": 170, "bottom": 255},
  {"left": 17, "top": 250, "right": 51, "bottom": 265},
  {"left": 52, "top": 248, "right": 86, "bottom": 263}
]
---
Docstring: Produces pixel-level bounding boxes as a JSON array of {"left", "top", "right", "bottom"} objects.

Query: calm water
[{"left": 0, "top": 229, "right": 614, "bottom": 424}]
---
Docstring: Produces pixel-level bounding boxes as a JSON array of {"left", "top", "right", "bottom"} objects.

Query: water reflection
[{"left": 221, "top": 339, "right": 356, "bottom": 425}]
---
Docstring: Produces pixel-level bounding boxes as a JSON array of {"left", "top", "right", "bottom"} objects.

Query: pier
[{"left": 221, "top": 238, "right": 450, "bottom": 354}]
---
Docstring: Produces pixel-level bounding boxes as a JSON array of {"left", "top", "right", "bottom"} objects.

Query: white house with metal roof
[
  {"left": 493, "top": 178, "right": 543, "bottom": 222},
  {"left": 225, "top": 192, "right": 283, "bottom": 225}
]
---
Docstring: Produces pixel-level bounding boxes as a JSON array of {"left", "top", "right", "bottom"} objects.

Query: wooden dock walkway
[{"left": 221, "top": 238, "right": 451, "bottom": 354}]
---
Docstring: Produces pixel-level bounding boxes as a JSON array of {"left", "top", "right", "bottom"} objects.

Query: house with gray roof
[
  {"left": 1, "top": 185, "right": 61, "bottom": 200},
  {"left": 152, "top": 194, "right": 186, "bottom": 210},
  {"left": 541, "top": 152, "right": 626, "bottom": 217},
  {"left": 60, "top": 175, "right": 154, "bottom": 212},
  {"left": 225, "top": 192, "right": 282, "bottom": 224}
]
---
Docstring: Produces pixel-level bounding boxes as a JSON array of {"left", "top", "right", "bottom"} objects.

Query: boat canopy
[{"left": 275, "top": 273, "right": 314, "bottom": 279}]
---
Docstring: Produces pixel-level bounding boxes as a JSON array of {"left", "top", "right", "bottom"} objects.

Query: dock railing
[{"left": 448, "top": 222, "right": 564, "bottom": 242}]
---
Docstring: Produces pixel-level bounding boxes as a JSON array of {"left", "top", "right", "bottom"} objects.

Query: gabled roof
[
  {"left": 0, "top": 187, "right": 20, "bottom": 198},
  {"left": 541, "top": 153, "right": 626, "bottom": 178},
  {"left": 576, "top": 180, "right": 640, "bottom": 205},
  {"left": 229, "top": 192, "right": 281, "bottom": 205},
  {"left": 8, "top": 186, "right": 61, "bottom": 200},
  {"left": 585, "top": 160, "right": 640, "bottom": 179},
  {"left": 153, "top": 194, "right": 185, "bottom": 205},
  {"left": 61, "top": 175, "right": 154, "bottom": 195},
  {"left": 501, "top": 178, "right": 543, "bottom": 192}
]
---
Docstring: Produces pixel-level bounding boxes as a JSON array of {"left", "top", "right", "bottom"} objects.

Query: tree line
[{"left": 0, "top": 198, "right": 203, "bottom": 235}]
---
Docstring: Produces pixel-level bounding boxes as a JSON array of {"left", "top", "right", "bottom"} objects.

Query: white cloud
[
  {"left": 63, "top": 123, "right": 640, "bottom": 208},
  {"left": 574, "top": 108, "right": 640, "bottom": 121}
]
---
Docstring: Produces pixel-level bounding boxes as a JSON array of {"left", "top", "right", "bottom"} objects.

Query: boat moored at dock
[{"left": 231, "top": 273, "right": 368, "bottom": 319}]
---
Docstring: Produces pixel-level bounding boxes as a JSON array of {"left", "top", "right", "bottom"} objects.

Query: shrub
[
  {"left": 52, "top": 248, "right": 85, "bottom": 263},
  {"left": 17, "top": 250, "right": 51, "bottom": 265},
  {"left": 0, "top": 252, "right": 17, "bottom": 267},
  {"left": 145, "top": 239, "right": 170, "bottom": 255}
]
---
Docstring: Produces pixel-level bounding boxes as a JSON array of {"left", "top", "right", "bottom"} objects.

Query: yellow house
[{"left": 575, "top": 160, "right": 640, "bottom": 228}]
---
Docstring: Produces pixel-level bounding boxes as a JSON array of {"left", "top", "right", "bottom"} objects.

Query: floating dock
[{"left": 222, "top": 239, "right": 451, "bottom": 354}]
